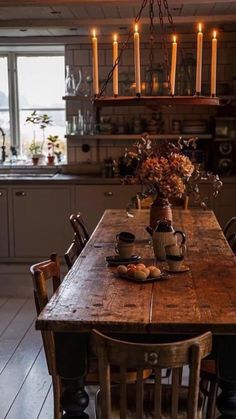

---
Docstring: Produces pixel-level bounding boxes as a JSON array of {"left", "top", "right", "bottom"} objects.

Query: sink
[
  {"left": 0, "top": 166, "right": 59, "bottom": 178},
  {"left": 0, "top": 172, "right": 56, "bottom": 178}
]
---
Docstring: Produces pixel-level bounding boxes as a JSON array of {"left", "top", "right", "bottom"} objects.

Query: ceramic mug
[
  {"left": 116, "top": 231, "right": 135, "bottom": 244},
  {"left": 166, "top": 254, "right": 184, "bottom": 272},
  {"left": 165, "top": 243, "right": 186, "bottom": 257},
  {"left": 115, "top": 242, "right": 135, "bottom": 258}
]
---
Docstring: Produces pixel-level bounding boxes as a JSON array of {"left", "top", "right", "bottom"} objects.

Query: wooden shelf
[
  {"left": 63, "top": 95, "right": 92, "bottom": 101},
  {"left": 66, "top": 134, "right": 213, "bottom": 141},
  {"left": 93, "top": 95, "right": 220, "bottom": 107}
]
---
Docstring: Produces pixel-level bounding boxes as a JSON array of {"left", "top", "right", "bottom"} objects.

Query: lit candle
[
  {"left": 134, "top": 24, "right": 141, "bottom": 96},
  {"left": 92, "top": 29, "right": 99, "bottom": 96},
  {"left": 113, "top": 34, "right": 118, "bottom": 97},
  {"left": 196, "top": 23, "right": 203, "bottom": 95},
  {"left": 211, "top": 30, "right": 217, "bottom": 96},
  {"left": 170, "top": 35, "right": 178, "bottom": 96}
]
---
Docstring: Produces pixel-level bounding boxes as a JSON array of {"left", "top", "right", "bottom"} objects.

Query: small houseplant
[
  {"left": 29, "top": 141, "right": 43, "bottom": 165},
  {"left": 26, "top": 111, "right": 52, "bottom": 164},
  {"left": 47, "top": 135, "right": 61, "bottom": 165}
]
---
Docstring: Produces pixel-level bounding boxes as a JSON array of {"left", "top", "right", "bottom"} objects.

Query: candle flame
[
  {"left": 113, "top": 34, "right": 117, "bottom": 42},
  {"left": 134, "top": 24, "right": 138, "bottom": 33},
  {"left": 92, "top": 29, "right": 96, "bottom": 38},
  {"left": 198, "top": 23, "right": 202, "bottom": 32},
  {"left": 213, "top": 30, "right": 217, "bottom": 39},
  {"left": 173, "top": 35, "right": 177, "bottom": 43}
]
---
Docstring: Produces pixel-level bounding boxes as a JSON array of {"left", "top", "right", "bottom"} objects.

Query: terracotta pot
[
  {"left": 149, "top": 197, "right": 173, "bottom": 230},
  {"left": 47, "top": 155, "right": 55, "bottom": 166},
  {"left": 32, "top": 156, "right": 39, "bottom": 166}
]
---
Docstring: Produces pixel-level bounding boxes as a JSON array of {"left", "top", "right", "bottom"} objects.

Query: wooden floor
[{"left": 0, "top": 297, "right": 96, "bottom": 419}]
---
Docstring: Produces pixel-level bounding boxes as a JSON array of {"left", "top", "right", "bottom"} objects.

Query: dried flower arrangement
[{"left": 119, "top": 133, "right": 222, "bottom": 208}]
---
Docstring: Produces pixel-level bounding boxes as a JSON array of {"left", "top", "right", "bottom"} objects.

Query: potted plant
[
  {"left": 26, "top": 111, "right": 52, "bottom": 163},
  {"left": 29, "top": 141, "right": 42, "bottom": 165},
  {"left": 47, "top": 135, "right": 61, "bottom": 165}
]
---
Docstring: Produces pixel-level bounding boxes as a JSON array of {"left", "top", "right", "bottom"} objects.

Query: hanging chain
[
  {"left": 163, "top": 0, "right": 174, "bottom": 27},
  {"left": 157, "top": 0, "right": 171, "bottom": 94},
  {"left": 98, "top": 0, "right": 148, "bottom": 98},
  {"left": 149, "top": 0, "right": 155, "bottom": 95}
]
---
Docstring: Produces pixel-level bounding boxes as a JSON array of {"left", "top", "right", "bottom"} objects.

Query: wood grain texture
[{"left": 36, "top": 209, "right": 236, "bottom": 335}]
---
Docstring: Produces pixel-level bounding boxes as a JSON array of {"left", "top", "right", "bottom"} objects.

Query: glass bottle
[{"left": 65, "top": 65, "right": 76, "bottom": 96}]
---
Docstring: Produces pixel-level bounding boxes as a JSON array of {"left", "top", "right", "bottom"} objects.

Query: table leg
[
  {"left": 55, "top": 332, "right": 90, "bottom": 418},
  {"left": 61, "top": 377, "right": 89, "bottom": 419},
  {"left": 216, "top": 337, "right": 236, "bottom": 418}
]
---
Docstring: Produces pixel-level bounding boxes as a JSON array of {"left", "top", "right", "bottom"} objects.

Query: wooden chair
[
  {"left": 69, "top": 213, "right": 90, "bottom": 249},
  {"left": 224, "top": 216, "right": 236, "bottom": 255},
  {"left": 30, "top": 253, "right": 62, "bottom": 419},
  {"left": 92, "top": 329, "right": 212, "bottom": 419},
  {"left": 64, "top": 237, "right": 83, "bottom": 270}
]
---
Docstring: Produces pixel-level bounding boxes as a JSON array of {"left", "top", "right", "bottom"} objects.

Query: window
[
  {"left": 0, "top": 49, "right": 65, "bottom": 161},
  {"left": 0, "top": 56, "right": 10, "bottom": 151}
]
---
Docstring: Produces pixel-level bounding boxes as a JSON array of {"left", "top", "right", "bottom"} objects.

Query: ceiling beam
[
  {"left": 0, "top": 14, "right": 235, "bottom": 28},
  {"left": 0, "top": 0, "right": 235, "bottom": 5}
]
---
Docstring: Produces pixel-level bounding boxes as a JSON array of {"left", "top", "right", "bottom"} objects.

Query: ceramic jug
[{"left": 146, "top": 219, "right": 186, "bottom": 261}]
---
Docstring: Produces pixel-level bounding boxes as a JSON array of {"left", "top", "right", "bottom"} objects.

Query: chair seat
[{"left": 96, "top": 383, "right": 203, "bottom": 419}]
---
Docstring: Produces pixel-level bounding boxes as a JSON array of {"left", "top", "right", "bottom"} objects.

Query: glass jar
[{"left": 65, "top": 65, "right": 76, "bottom": 96}]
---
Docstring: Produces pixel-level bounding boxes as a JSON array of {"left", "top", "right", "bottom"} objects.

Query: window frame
[{"left": 0, "top": 49, "right": 65, "bottom": 151}]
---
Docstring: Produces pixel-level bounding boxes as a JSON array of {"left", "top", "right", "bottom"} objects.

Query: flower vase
[{"left": 149, "top": 197, "right": 173, "bottom": 230}]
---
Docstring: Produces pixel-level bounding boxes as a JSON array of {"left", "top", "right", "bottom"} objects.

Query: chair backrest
[
  {"left": 64, "top": 237, "right": 83, "bottom": 270},
  {"left": 30, "top": 253, "right": 61, "bottom": 376},
  {"left": 30, "top": 253, "right": 61, "bottom": 315},
  {"left": 92, "top": 330, "right": 212, "bottom": 419},
  {"left": 224, "top": 217, "right": 236, "bottom": 255},
  {"left": 70, "top": 213, "right": 89, "bottom": 248}
]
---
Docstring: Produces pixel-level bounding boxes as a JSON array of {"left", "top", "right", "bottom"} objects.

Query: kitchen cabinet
[
  {"left": 75, "top": 184, "right": 140, "bottom": 234},
  {"left": 12, "top": 185, "right": 74, "bottom": 258},
  {"left": 212, "top": 183, "right": 236, "bottom": 228},
  {"left": 0, "top": 189, "right": 9, "bottom": 257}
]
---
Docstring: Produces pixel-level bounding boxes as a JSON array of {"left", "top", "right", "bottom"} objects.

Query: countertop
[{"left": 0, "top": 166, "right": 235, "bottom": 185}]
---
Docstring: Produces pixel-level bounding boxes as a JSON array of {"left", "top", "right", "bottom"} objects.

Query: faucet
[{"left": 0, "top": 127, "right": 6, "bottom": 163}]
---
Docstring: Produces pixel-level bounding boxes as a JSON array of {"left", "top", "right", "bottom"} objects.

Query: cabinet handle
[
  {"left": 0, "top": 192, "right": 3, "bottom": 197},
  {"left": 15, "top": 191, "right": 26, "bottom": 197},
  {"left": 104, "top": 191, "right": 114, "bottom": 197}
]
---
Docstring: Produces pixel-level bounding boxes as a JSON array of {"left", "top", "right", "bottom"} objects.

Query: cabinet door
[
  {"left": 212, "top": 184, "right": 236, "bottom": 229},
  {"left": 76, "top": 185, "right": 140, "bottom": 234},
  {"left": 0, "top": 189, "right": 9, "bottom": 257},
  {"left": 12, "top": 186, "right": 73, "bottom": 258}
]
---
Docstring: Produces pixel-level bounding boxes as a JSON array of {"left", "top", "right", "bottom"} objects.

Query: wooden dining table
[{"left": 36, "top": 208, "right": 236, "bottom": 419}]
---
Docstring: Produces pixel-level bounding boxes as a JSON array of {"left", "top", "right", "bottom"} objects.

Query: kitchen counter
[{"left": 0, "top": 172, "right": 235, "bottom": 185}]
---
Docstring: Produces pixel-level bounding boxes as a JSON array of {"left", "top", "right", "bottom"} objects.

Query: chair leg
[
  {"left": 205, "top": 381, "right": 218, "bottom": 419},
  {"left": 52, "top": 375, "right": 63, "bottom": 419}
]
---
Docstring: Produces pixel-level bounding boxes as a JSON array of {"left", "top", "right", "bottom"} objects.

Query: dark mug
[
  {"left": 116, "top": 231, "right": 135, "bottom": 243},
  {"left": 166, "top": 254, "right": 184, "bottom": 271}
]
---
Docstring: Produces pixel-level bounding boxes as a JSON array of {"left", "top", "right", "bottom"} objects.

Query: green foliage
[{"left": 28, "top": 141, "right": 42, "bottom": 155}]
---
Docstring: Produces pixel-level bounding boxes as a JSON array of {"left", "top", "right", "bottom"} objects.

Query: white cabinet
[
  {"left": 0, "top": 189, "right": 9, "bottom": 257},
  {"left": 75, "top": 185, "right": 140, "bottom": 234},
  {"left": 12, "top": 185, "right": 74, "bottom": 258}
]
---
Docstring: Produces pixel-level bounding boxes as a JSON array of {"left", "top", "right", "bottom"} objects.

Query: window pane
[
  {"left": 18, "top": 56, "right": 65, "bottom": 108},
  {"left": 0, "top": 56, "right": 11, "bottom": 153},
  {"left": 17, "top": 56, "right": 66, "bottom": 160}
]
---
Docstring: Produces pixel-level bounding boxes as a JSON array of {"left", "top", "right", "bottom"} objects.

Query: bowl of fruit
[{"left": 114, "top": 263, "right": 169, "bottom": 283}]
